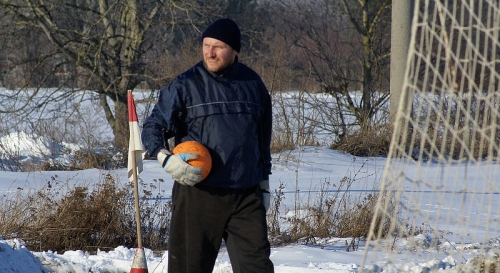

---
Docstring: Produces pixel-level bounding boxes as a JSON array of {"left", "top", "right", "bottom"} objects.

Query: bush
[
  {"left": 69, "top": 149, "right": 119, "bottom": 170},
  {"left": 0, "top": 173, "right": 171, "bottom": 253},
  {"left": 331, "top": 123, "right": 392, "bottom": 157},
  {"left": 267, "top": 163, "right": 395, "bottom": 249},
  {"left": 1, "top": 165, "right": 390, "bottom": 253}
]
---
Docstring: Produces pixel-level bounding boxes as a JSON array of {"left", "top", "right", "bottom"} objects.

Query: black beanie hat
[{"left": 202, "top": 18, "right": 241, "bottom": 52}]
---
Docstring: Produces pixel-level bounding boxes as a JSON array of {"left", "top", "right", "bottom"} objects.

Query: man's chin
[
  {"left": 204, "top": 61, "right": 222, "bottom": 73},
  {"left": 207, "top": 66, "right": 222, "bottom": 73}
]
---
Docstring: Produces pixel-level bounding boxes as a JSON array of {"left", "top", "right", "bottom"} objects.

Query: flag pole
[
  {"left": 128, "top": 90, "right": 148, "bottom": 273},
  {"left": 129, "top": 90, "right": 143, "bottom": 248},
  {"left": 132, "top": 152, "right": 143, "bottom": 248}
]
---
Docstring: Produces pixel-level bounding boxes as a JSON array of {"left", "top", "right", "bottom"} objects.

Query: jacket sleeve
[{"left": 141, "top": 84, "right": 182, "bottom": 158}]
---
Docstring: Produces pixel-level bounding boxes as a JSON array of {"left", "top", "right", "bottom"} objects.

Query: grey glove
[
  {"left": 157, "top": 149, "right": 203, "bottom": 186},
  {"left": 260, "top": 180, "right": 270, "bottom": 212}
]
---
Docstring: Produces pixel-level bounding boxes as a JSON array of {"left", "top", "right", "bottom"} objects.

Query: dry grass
[
  {"left": 331, "top": 123, "right": 392, "bottom": 157},
  {"left": 1, "top": 169, "right": 391, "bottom": 253},
  {"left": 267, "top": 164, "right": 394, "bottom": 249},
  {"left": 0, "top": 147, "right": 119, "bottom": 172},
  {"left": 0, "top": 174, "right": 171, "bottom": 253},
  {"left": 459, "top": 257, "right": 500, "bottom": 273},
  {"left": 68, "top": 149, "right": 115, "bottom": 170},
  {"left": 406, "top": 93, "right": 500, "bottom": 162}
]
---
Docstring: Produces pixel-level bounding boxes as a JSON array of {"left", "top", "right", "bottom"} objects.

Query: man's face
[{"left": 203, "top": 37, "right": 237, "bottom": 73}]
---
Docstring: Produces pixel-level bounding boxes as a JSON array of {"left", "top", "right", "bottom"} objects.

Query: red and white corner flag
[
  {"left": 127, "top": 91, "right": 144, "bottom": 181},
  {"left": 128, "top": 91, "right": 148, "bottom": 272}
]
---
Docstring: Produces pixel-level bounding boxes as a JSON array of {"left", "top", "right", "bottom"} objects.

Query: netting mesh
[{"left": 362, "top": 0, "right": 500, "bottom": 270}]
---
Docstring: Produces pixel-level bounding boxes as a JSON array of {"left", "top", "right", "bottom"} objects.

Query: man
[{"left": 141, "top": 18, "right": 274, "bottom": 273}]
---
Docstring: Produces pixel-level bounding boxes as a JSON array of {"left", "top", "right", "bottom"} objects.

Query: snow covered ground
[
  {"left": 2, "top": 142, "right": 499, "bottom": 272},
  {"left": 1, "top": 89, "right": 499, "bottom": 272},
  {"left": 0, "top": 142, "right": 380, "bottom": 273}
]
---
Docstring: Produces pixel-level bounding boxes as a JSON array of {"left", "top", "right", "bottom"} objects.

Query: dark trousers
[{"left": 168, "top": 182, "right": 274, "bottom": 273}]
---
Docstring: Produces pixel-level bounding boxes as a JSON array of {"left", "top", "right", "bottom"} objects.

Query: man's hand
[
  {"left": 157, "top": 149, "right": 203, "bottom": 186},
  {"left": 260, "top": 180, "right": 270, "bottom": 212}
]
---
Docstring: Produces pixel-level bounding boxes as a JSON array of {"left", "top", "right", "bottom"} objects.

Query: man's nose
[{"left": 207, "top": 48, "right": 215, "bottom": 57}]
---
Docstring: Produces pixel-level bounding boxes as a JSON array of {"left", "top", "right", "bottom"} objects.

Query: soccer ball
[{"left": 172, "top": 141, "right": 212, "bottom": 182}]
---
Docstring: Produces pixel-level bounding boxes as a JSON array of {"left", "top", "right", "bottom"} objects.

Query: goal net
[{"left": 362, "top": 0, "right": 500, "bottom": 271}]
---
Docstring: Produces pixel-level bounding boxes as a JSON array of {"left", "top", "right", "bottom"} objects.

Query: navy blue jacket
[{"left": 142, "top": 58, "right": 272, "bottom": 189}]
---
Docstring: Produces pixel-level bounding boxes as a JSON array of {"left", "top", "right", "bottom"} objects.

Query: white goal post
[{"left": 362, "top": 0, "right": 500, "bottom": 271}]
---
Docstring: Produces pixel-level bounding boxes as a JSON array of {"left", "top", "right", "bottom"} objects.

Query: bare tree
[
  {"left": 268, "top": 0, "right": 391, "bottom": 141},
  {"left": 340, "top": 0, "right": 391, "bottom": 126},
  {"left": 0, "top": 0, "right": 274, "bottom": 159},
  {"left": 0, "top": 0, "right": 224, "bottom": 155}
]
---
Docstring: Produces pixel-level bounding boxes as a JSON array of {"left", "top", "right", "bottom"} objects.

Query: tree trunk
[
  {"left": 114, "top": 94, "right": 129, "bottom": 156},
  {"left": 99, "top": 91, "right": 129, "bottom": 156}
]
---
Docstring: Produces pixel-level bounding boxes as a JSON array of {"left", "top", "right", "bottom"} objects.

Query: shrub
[
  {"left": 0, "top": 173, "right": 171, "bottom": 253},
  {"left": 267, "top": 161, "right": 395, "bottom": 249},
  {"left": 69, "top": 149, "right": 118, "bottom": 170},
  {"left": 1, "top": 164, "right": 390, "bottom": 253},
  {"left": 331, "top": 123, "right": 392, "bottom": 157}
]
